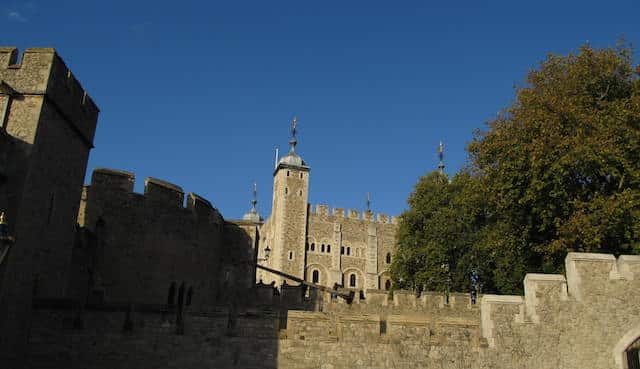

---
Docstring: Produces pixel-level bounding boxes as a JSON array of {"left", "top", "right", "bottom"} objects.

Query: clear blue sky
[{"left": 4, "top": 0, "right": 639, "bottom": 218}]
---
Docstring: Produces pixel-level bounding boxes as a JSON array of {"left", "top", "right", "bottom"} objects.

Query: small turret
[{"left": 242, "top": 182, "right": 262, "bottom": 222}]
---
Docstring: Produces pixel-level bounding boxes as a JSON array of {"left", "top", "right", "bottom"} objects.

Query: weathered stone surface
[{"left": 2, "top": 47, "right": 640, "bottom": 369}]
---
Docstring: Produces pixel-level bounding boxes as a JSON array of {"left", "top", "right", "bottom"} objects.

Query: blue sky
[{"left": 3, "top": 0, "right": 639, "bottom": 218}]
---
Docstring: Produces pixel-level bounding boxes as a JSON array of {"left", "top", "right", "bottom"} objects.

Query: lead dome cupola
[{"left": 276, "top": 116, "right": 308, "bottom": 170}]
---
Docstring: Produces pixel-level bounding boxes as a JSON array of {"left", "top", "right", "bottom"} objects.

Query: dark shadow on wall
[
  {"left": 27, "top": 298, "right": 285, "bottom": 369},
  {"left": 24, "top": 216, "right": 290, "bottom": 368}
]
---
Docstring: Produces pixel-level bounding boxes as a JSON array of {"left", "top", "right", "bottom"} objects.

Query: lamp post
[
  {"left": 441, "top": 263, "right": 451, "bottom": 305},
  {"left": 470, "top": 269, "right": 479, "bottom": 305},
  {"left": 0, "top": 211, "right": 15, "bottom": 267}
]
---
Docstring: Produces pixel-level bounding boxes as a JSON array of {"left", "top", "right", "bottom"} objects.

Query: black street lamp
[
  {"left": 470, "top": 269, "right": 479, "bottom": 305},
  {"left": 441, "top": 263, "right": 451, "bottom": 305},
  {"left": 0, "top": 211, "right": 15, "bottom": 267}
]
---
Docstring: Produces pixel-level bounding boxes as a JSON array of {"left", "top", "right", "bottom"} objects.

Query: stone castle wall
[
  {"left": 73, "top": 168, "right": 252, "bottom": 309},
  {"left": 306, "top": 204, "right": 398, "bottom": 290},
  {"left": 0, "top": 47, "right": 99, "bottom": 366},
  {"left": 3, "top": 47, "right": 640, "bottom": 369},
  {"left": 23, "top": 252, "right": 640, "bottom": 369}
]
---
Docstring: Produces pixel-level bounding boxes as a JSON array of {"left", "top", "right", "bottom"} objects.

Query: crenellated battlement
[
  {"left": 308, "top": 203, "right": 397, "bottom": 224},
  {"left": 91, "top": 168, "right": 135, "bottom": 193},
  {"left": 480, "top": 252, "right": 640, "bottom": 350},
  {"left": 144, "top": 177, "right": 184, "bottom": 207},
  {"left": 318, "top": 289, "right": 481, "bottom": 319},
  {"left": 0, "top": 47, "right": 99, "bottom": 145},
  {"left": 86, "top": 168, "right": 222, "bottom": 223}
]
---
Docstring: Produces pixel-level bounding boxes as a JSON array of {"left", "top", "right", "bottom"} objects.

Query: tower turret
[
  {"left": 242, "top": 182, "right": 262, "bottom": 223},
  {"left": 0, "top": 47, "right": 99, "bottom": 367},
  {"left": 260, "top": 116, "right": 310, "bottom": 284}
]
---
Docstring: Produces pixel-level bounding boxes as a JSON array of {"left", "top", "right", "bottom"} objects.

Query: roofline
[{"left": 273, "top": 162, "right": 311, "bottom": 176}]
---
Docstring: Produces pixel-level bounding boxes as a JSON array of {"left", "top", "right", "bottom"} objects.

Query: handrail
[{"left": 254, "top": 263, "right": 354, "bottom": 303}]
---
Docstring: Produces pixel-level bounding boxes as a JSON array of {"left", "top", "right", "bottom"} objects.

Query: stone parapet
[
  {"left": 0, "top": 47, "right": 99, "bottom": 145},
  {"left": 309, "top": 204, "right": 397, "bottom": 224},
  {"left": 86, "top": 167, "right": 223, "bottom": 224}
]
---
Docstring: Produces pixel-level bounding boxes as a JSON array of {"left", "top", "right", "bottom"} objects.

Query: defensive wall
[
  {"left": 73, "top": 168, "right": 254, "bottom": 309},
  {"left": 0, "top": 47, "right": 99, "bottom": 145},
  {"left": 0, "top": 47, "right": 99, "bottom": 366},
  {"left": 22, "top": 252, "right": 640, "bottom": 369},
  {"left": 305, "top": 204, "right": 398, "bottom": 290}
]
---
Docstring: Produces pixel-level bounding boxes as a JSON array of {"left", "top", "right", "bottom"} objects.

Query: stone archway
[
  {"left": 627, "top": 337, "right": 640, "bottom": 369},
  {"left": 614, "top": 328, "right": 640, "bottom": 369}
]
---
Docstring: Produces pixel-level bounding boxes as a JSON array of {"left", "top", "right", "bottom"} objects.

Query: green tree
[
  {"left": 393, "top": 44, "right": 640, "bottom": 294},
  {"left": 391, "top": 171, "right": 491, "bottom": 293}
]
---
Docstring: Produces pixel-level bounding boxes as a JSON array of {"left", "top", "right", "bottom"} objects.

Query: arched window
[
  {"left": 349, "top": 274, "right": 357, "bottom": 287},
  {"left": 347, "top": 247, "right": 351, "bottom": 256},
  {"left": 624, "top": 334, "right": 640, "bottom": 369},
  {"left": 312, "top": 270, "right": 319, "bottom": 284},
  {"left": 311, "top": 243, "right": 315, "bottom": 251},
  {"left": 386, "top": 253, "right": 391, "bottom": 264},
  {"left": 321, "top": 244, "right": 325, "bottom": 252},
  {"left": 327, "top": 245, "right": 331, "bottom": 253},
  {"left": 385, "top": 279, "right": 391, "bottom": 290}
]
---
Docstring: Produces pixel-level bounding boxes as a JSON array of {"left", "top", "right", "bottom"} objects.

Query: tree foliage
[{"left": 392, "top": 44, "right": 640, "bottom": 294}]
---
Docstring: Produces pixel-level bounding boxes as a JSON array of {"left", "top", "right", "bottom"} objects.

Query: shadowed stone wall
[
  {"left": 0, "top": 47, "right": 99, "bottom": 367},
  {"left": 22, "top": 252, "right": 640, "bottom": 369},
  {"left": 73, "top": 168, "right": 234, "bottom": 309}
]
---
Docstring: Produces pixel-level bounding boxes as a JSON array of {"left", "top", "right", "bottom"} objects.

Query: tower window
[
  {"left": 386, "top": 253, "right": 392, "bottom": 264},
  {"left": 321, "top": 244, "right": 325, "bottom": 252},
  {"left": 299, "top": 190, "right": 303, "bottom": 196},
  {"left": 327, "top": 245, "right": 331, "bottom": 253},
  {"left": 340, "top": 246, "right": 344, "bottom": 255},
  {"left": 347, "top": 247, "right": 351, "bottom": 256},
  {"left": 311, "top": 243, "right": 315, "bottom": 251},
  {"left": 287, "top": 171, "right": 290, "bottom": 177},
  {"left": 289, "top": 251, "right": 294, "bottom": 260},
  {"left": 305, "top": 242, "right": 309, "bottom": 251},
  {"left": 312, "top": 270, "right": 319, "bottom": 284},
  {"left": 285, "top": 187, "right": 288, "bottom": 195},
  {"left": 300, "top": 173, "right": 303, "bottom": 179},
  {"left": 349, "top": 274, "right": 357, "bottom": 287},
  {"left": 385, "top": 279, "right": 391, "bottom": 290}
]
